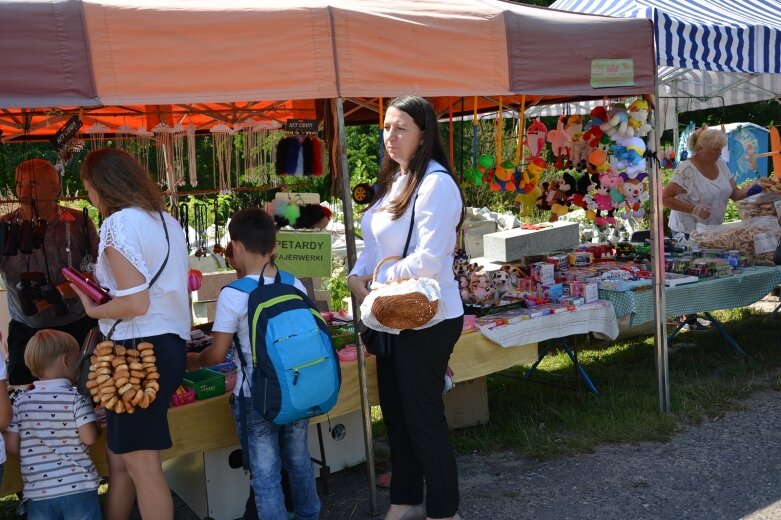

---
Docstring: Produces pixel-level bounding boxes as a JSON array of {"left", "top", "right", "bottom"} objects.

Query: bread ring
[
  {"left": 145, "top": 381, "right": 160, "bottom": 392},
  {"left": 130, "top": 369, "right": 144, "bottom": 378},
  {"left": 145, "top": 371, "right": 160, "bottom": 380},
  {"left": 96, "top": 374, "right": 110, "bottom": 385},
  {"left": 118, "top": 383, "right": 134, "bottom": 395},
  {"left": 114, "top": 377, "right": 129, "bottom": 388},
  {"left": 115, "top": 346, "right": 127, "bottom": 357},
  {"left": 129, "top": 362, "right": 144, "bottom": 371},
  {"left": 142, "top": 363, "right": 156, "bottom": 369},
  {"left": 87, "top": 371, "right": 98, "bottom": 380},
  {"left": 97, "top": 367, "right": 111, "bottom": 376},
  {"left": 114, "top": 370, "right": 130, "bottom": 380},
  {"left": 132, "top": 390, "right": 144, "bottom": 406},
  {"left": 90, "top": 355, "right": 98, "bottom": 364},
  {"left": 97, "top": 355, "right": 113, "bottom": 362},
  {"left": 105, "top": 396, "right": 118, "bottom": 410},
  {"left": 116, "top": 364, "right": 129, "bottom": 373},
  {"left": 125, "top": 403, "right": 136, "bottom": 414},
  {"left": 139, "top": 393, "right": 151, "bottom": 409},
  {"left": 137, "top": 342, "right": 154, "bottom": 352},
  {"left": 129, "top": 377, "right": 141, "bottom": 385},
  {"left": 125, "top": 350, "right": 140, "bottom": 358},
  {"left": 111, "top": 357, "right": 125, "bottom": 368},
  {"left": 86, "top": 380, "right": 98, "bottom": 389},
  {"left": 122, "top": 388, "right": 137, "bottom": 402},
  {"left": 97, "top": 340, "right": 114, "bottom": 349},
  {"left": 95, "top": 346, "right": 114, "bottom": 356},
  {"left": 100, "top": 385, "right": 116, "bottom": 396}
]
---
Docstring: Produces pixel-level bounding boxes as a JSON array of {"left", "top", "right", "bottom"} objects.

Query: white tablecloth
[{"left": 477, "top": 300, "right": 619, "bottom": 348}]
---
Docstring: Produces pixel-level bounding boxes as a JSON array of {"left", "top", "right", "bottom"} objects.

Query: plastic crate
[
  {"left": 182, "top": 369, "right": 225, "bottom": 400},
  {"left": 208, "top": 362, "right": 238, "bottom": 393},
  {"left": 170, "top": 386, "right": 196, "bottom": 407}
]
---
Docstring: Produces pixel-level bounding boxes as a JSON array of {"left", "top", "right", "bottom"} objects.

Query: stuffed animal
[
  {"left": 490, "top": 161, "right": 517, "bottom": 192},
  {"left": 627, "top": 99, "right": 652, "bottom": 137},
  {"left": 564, "top": 115, "right": 586, "bottom": 165},
  {"left": 476, "top": 155, "right": 496, "bottom": 185},
  {"left": 584, "top": 168, "right": 622, "bottom": 226},
  {"left": 490, "top": 269, "right": 511, "bottom": 298},
  {"left": 619, "top": 177, "right": 647, "bottom": 218},
  {"left": 582, "top": 106, "right": 608, "bottom": 148},
  {"left": 526, "top": 119, "right": 548, "bottom": 158},
  {"left": 600, "top": 103, "right": 629, "bottom": 139},
  {"left": 562, "top": 168, "right": 593, "bottom": 210},
  {"left": 453, "top": 248, "right": 470, "bottom": 276},
  {"left": 587, "top": 147, "right": 610, "bottom": 175},
  {"left": 516, "top": 184, "right": 542, "bottom": 217},
  {"left": 456, "top": 274, "right": 471, "bottom": 303},
  {"left": 518, "top": 157, "right": 546, "bottom": 192},
  {"left": 469, "top": 271, "right": 495, "bottom": 303},
  {"left": 547, "top": 115, "right": 572, "bottom": 169},
  {"left": 539, "top": 179, "right": 570, "bottom": 222}
]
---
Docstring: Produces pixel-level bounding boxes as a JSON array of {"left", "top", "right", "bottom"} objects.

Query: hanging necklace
[
  {"left": 178, "top": 202, "right": 191, "bottom": 254},
  {"left": 212, "top": 198, "right": 224, "bottom": 255},
  {"left": 194, "top": 202, "right": 208, "bottom": 257}
]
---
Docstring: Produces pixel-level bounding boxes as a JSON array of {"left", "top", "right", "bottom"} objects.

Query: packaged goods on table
[
  {"left": 688, "top": 216, "right": 781, "bottom": 265},
  {"left": 735, "top": 190, "right": 781, "bottom": 220}
]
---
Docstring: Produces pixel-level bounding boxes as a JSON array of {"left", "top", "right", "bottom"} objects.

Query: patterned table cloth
[
  {"left": 478, "top": 300, "right": 619, "bottom": 348},
  {"left": 599, "top": 266, "right": 781, "bottom": 326}
]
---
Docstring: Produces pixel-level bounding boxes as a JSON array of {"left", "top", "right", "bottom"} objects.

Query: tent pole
[
  {"left": 333, "top": 97, "right": 379, "bottom": 514},
  {"left": 649, "top": 84, "right": 671, "bottom": 414}
]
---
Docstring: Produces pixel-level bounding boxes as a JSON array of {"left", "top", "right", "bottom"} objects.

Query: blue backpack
[{"left": 227, "top": 268, "right": 341, "bottom": 425}]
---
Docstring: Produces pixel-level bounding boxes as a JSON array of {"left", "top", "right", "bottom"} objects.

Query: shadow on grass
[{"left": 448, "top": 307, "right": 781, "bottom": 458}]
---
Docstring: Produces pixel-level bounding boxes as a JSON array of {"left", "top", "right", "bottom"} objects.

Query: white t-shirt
[
  {"left": 8, "top": 378, "right": 99, "bottom": 500},
  {"left": 668, "top": 158, "right": 734, "bottom": 235},
  {"left": 0, "top": 356, "right": 6, "bottom": 465},
  {"left": 95, "top": 208, "right": 191, "bottom": 341},
  {"left": 212, "top": 274, "right": 307, "bottom": 397},
  {"left": 350, "top": 161, "right": 463, "bottom": 319}
]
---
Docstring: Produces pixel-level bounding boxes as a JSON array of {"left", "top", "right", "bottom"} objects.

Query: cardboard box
[{"left": 444, "top": 376, "right": 489, "bottom": 429}]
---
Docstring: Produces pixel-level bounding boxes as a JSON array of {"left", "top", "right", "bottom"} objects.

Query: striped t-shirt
[{"left": 8, "top": 378, "right": 99, "bottom": 500}]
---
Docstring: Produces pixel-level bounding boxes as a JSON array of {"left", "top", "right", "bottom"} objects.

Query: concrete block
[{"left": 483, "top": 221, "right": 579, "bottom": 262}]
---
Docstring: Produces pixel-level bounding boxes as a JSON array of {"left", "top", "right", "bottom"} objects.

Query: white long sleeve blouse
[{"left": 350, "top": 161, "right": 463, "bottom": 319}]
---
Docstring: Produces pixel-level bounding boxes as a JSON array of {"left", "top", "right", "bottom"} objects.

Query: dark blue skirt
[{"left": 105, "top": 333, "right": 186, "bottom": 454}]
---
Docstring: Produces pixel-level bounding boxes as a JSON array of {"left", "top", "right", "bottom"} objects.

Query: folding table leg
[
  {"left": 703, "top": 312, "right": 747, "bottom": 357},
  {"left": 523, "top": 343, "right": 554, "bottom": 381},
  {"left": 558, "top": 339, "right": 599, "bottom": 395}
]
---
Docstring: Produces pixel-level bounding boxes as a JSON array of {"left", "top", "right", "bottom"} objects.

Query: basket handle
[{"left": 372, "top": 256, "right": 402, "bottom": 284}]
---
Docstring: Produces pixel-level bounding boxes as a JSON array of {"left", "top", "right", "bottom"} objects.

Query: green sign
[
  {"left": 590, "top": 59, "right": 635, "bottom": 88},
  {"left": 275, "top": 231, "right": 331, "bottom": 278}
]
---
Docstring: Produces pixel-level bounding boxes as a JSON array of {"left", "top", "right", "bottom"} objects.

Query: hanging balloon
[{"left": 187, "top": 269, "right": 203, "bottom": 292}]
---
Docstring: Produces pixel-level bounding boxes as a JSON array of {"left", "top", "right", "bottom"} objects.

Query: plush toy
[
  {"left": 526, "top": 119, "right": 548, "bottom": 158},
  {"left": 584, "top": 168, "right": 622, "bottom": 226},
  {"left": 587, "top": 147, "right": 610, "bottom": 175},
  {"left": 516, "top": 184, "right": 542, "bottom": 217},
  {"left": 546, "top": 115, "right": 572, "bottom": 168},
  {"left": 582, "top": 106, "right": 609, "bottom": 148},
  {"left": 562, "top": 168, "right": 593, "bottom": 210},
  {"left": 600, "top": 103, "right": 629, "bottom": 139},
  {"left": 477, "top": 155, "right": 496, "bottom": 185},
  {"left": 456, "top": 274, "right": 471, "bottom": 303},
  {"left": 611, "top": 135, "right": 648, "bottom": 180},
  {"left": 469, "top": 271, "right": 495, "bottom": 303},
  {"left": 538, "top": 179, "right": 570, "bottom": 222},
  {"left": 564, "top": 115, "right": 586, "bottom": 166},
  {"left": 490, "top": 161, "right": 517, "bottom": 192},
  {"left": 619, "top": 177, "right": 647, "bottom": 218},
  {"left": 627, "top": 99, "right": 652, "bottom": 137},
  {"left": 273, "top": 202, "right": 332, "bottom": 229},
  {"left": 490, "top": 269, "right": 511, "bottom": 298},
  {"left": 453, "top": 248, "right": 470, "bottom": 276},
  {"left": 518, "top": 157, "right": 546, "bottom": 193}
]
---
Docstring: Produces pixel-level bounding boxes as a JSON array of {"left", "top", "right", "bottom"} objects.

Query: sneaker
[{"left": 682, "top": 320, "right": 710, "bottom": 332}]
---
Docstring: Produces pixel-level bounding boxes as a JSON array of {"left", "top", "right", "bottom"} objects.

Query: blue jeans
[
  {"left": 27, "top": 490, "right": 101, "bottom": 520},
  {"left": 231, "top": 396, "right": 320, "bottom": 520}
]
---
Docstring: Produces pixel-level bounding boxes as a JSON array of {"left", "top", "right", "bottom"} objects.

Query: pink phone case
[{"left": 61, "top": 267, "right": 112, "bottom": 304}]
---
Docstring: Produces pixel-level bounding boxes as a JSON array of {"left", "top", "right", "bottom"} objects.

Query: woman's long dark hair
[
  {"left": 369, "top": 96, "right": 465, "bottom": 229},
  {"left": 81, "top": 149, "right": 164, "bottom": 216}
]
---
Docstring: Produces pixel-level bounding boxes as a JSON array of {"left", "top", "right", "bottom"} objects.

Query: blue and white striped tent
[{"left": 531, "top": 0, "right": 781, "bottom": 130}]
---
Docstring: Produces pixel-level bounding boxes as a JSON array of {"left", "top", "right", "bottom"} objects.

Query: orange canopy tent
[{"left": 0, "top": 0, "right": 661, "bottom": 511}]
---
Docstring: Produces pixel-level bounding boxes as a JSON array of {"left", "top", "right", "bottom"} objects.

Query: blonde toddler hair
[{"left": 24, "top": 329, "right": 79, "bottom": 378}]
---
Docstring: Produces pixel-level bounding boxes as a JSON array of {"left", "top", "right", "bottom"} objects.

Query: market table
[
  {"left": 600, "top": 266, "right": 781, "bottom": 326},
  {"left": 0, "top": 330, "right": 538, "bottom": 497},
  {"left": 599, "top": 266, "right": 781, "bottom": 354},
  {"left": 477, "top": 300, "right": 620, "bottom": 394}
]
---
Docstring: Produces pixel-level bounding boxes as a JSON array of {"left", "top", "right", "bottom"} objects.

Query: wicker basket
[{"left": 369, "top": 256, "right": 439, "bottom": 330}]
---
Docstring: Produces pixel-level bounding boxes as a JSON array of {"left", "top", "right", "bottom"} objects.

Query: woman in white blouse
[
  {"left": 348, "top": 96, "right": 465, "bottom": 520},
  {"left": 74, "top": 149, "right": 190, "bottom": 520},
  {"left": 662, "top": 127, "right": 761, "bottom": 330}
]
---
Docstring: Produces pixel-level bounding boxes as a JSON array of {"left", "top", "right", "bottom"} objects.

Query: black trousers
[
  {"left": 376, "top": 316, "right": 463, "bottom": 518},
  {"left": 7, "top": 315, "right": 96, "bottom": 385}
]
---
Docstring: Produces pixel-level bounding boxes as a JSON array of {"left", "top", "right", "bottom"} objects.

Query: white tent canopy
[{"left": 529, "top": 0, "right": 781, "bottom": 130}]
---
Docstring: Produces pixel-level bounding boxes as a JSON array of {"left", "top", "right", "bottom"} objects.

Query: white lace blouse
[
  {"left": 668, "top": 158, "right": 734, "bottom": 235},
  {"left": 95, "top": 208, "right": 191, "bottom": 341}
]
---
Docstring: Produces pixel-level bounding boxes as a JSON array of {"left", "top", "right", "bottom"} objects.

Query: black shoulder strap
[{"left": 106, "top": 211, "right": 170, "bottom": 339}]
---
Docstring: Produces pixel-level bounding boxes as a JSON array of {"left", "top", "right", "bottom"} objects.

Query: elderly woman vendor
[{"left": 662, "top": 127, "right": 763, "bottom": 330}]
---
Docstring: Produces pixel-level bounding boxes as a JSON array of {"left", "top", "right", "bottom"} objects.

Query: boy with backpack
[{"left": 189, "top": 207, "right": 338, "bottom": 520}]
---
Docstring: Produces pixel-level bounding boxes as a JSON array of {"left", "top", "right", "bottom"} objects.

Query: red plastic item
[
  {"left": 170, "top": 386, "right": 196, "bottom": 407},
  {"left": 61, "top": 267, "right": 111, "bottom": 304}
]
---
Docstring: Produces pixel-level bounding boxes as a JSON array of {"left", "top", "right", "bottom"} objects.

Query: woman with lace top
[{"left": 72, "top": 149, "right": 190, "bottom": 520}]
